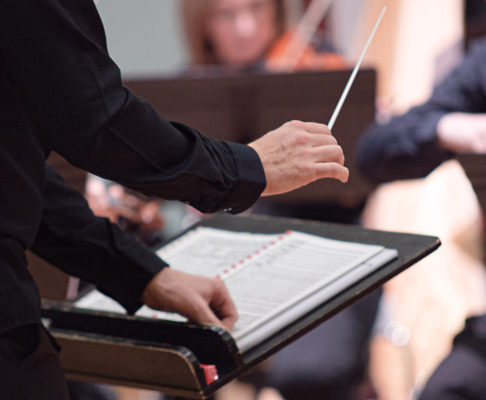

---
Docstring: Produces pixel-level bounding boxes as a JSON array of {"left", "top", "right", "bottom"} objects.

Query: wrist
[{"left": 141, "top": 266, "right": 170, "bottom": 306}]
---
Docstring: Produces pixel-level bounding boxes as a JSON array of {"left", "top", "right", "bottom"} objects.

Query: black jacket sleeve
[
  {"left": 356, "top": 37, "right": 486, "bottom": 184},
  {"left": 0, "top": 0, "right": 265, "bottom": 214},
  {"left": 31, "top": 166, "right": 166, "bottom": 314}
]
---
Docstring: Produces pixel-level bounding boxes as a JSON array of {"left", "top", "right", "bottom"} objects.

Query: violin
[
  {"left": 265, "top": 0, "right": 346, "bottom": 72},
  {"left": 266, "top": 29, "right": 347, "bottom": 72}
]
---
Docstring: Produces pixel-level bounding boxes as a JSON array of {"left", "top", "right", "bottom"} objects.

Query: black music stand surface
[{"left": 41, "top": 213, "right": 439, "bottom": 399}]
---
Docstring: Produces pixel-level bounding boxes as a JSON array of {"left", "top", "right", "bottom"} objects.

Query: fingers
[
  {"left": 183, "top": 297, "right": 223, "bottom": 328},
  {"left": 291, "top": 121, "right": 345, "bottom": 167},
  {"left": 208, "top": 277, "right": 238, "bottom": 330},
  {"left": 191, "top": 299, "right": 229, "bottom": 330},
  {"left": 251, "top": 119, "right": 349, "bottom": 196},
  {"left": 142, "top": 268, "right": 238, "bottom": 331},
  {"left": 314, "top": 162, "right": 349, "bottom": 183},
  {"left": 181, "top": 276, "right": 238, "bottom": 331},
  {"left": 191, "top": 280, "right": 238, "bottom": 330},
  {"left": 311, "top": 135, "right": 338, "bottom": 147},
  {"left": 285, "top": 121, "right": 340, "bottom": 148},
  {"left": 288, "top": 120, "right": 331, "bottom": 135},
  {"left": 309, "top": 144, "right": 345, "bottom": 165}
]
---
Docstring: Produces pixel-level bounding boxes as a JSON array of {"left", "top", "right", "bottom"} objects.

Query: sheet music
[
  {"left": 236, "top": 248, "right": 398, "bottom": 351},
  {"left": 226, "top": 231, "right": 384, "bottom": 339},
  {"left": 156, "top": 228, "right": 281, "bottom": 277},
  {"left": 74, "top": 227, "right": 397, "bottom": 351},
  {"left": 77, "top": 228, "right": 283, "bottom": 320},
  {"left": 75, "top": 290, "right": 188, "bottom": 322}
]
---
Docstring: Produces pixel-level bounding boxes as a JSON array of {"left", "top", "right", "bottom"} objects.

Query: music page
[
  {"left": 74, "top": 227, "right": 397, "bottom": 351},
  {"left": 224, "top": 231, "right": 384, "bottom": 339},
  {"left": 156, "top": 228, "right": 282, "bottom": 277}
]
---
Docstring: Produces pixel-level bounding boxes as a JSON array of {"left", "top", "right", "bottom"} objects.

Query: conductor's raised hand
[
  {"left": 141, "top": 268, "right": 238, "bottom": 331},
  {"left": 249, "top": 120, "right": 349, "bottom": 196}
]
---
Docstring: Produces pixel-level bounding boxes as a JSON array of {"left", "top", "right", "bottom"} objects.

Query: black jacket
[{"left": 0, "top": 0, "right": 265, "bottom": 332}]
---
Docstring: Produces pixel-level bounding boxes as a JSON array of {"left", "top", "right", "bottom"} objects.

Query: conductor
[{"left": 0, "top": 1, "right": 348, "bottom": 398}]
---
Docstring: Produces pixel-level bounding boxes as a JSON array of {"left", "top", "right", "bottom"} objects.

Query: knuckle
[
  {"left": 291, "top": 131, "right": 309, "bottom": 146},
  {"left": 320, "top": 135, "right": 336, "bottom": 146},
  {"left": 298, "top": 147, "right": 311, "bottom": 158},
  {"left": 328, "top": 135, "right": 338, "bottom": 144},
  {"left": 191, "top": 300, "right": 205, "bottom": 316},
  {"left": 298, "top": 162, "right": 314, "bottom": 175},
  {"left": 334, "top": 163, "right": 345, "bottom": 174},
  {"left": 338, "top": 152, "right": 345, "bottom": 165},
  {"left": 326, "top": 162, "right": 339, "bottom": 176},
  {"left": 214, "top": 277, "right": 230, "bottom": 294},
  {"left": 334, "top": 146, "right": 345, "bottom": 163},
  {"left": 216, "top": 279, "right": 227, "bottom": 291},
  {"left": 287, "top": 120, "right": 304, "bottom": 129},
  {"left": 210, "top": 276, "right": 222, "bottom": 288}
]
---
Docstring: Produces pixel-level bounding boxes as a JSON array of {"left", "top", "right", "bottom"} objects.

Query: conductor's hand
[
  {"left": 438, "top": 112, "right": 486, "bottom": 153},
  {"left": 249, "top": 121, "right": 349, "bottom": 196},
  {"left": 141, "top": 268, "right": 238, "bottom": 331}
]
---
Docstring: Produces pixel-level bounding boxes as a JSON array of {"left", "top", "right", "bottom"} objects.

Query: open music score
[
  {"left": 75, "top": 226, "right": 397, "bottom": 352},
  {"left": 43, "top": 213, "right": 440, "bottom": 399}
]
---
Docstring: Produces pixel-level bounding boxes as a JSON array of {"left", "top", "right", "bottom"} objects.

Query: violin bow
[{"left": 277, "top": 0, "right": 335, "bottom": 71}]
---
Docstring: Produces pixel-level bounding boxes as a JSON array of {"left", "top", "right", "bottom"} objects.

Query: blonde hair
[{"left": 180, "top": 0, "right": 287, "bottom": 65}]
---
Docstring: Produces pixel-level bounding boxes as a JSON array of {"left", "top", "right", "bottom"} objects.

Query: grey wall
[{"left": 95, "top": 0, "right": 189, "bottom": 78}]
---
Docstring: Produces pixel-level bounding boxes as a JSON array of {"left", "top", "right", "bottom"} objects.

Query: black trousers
[
  {"left": 0, "top": 323, "right": 71, "bottom": 400},
  {"left": 419, "top": 314, "right": 486, "bottom": 400}
]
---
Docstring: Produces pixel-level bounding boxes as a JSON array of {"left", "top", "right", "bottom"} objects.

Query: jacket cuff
[
  {"left": 221, "top": 142, "right": 266, "bottom": 214},
  {"left": 98, "top": 233, "right": 168, "bottom": 315}
]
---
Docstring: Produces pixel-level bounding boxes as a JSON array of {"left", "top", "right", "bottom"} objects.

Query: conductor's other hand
[
  {"left": 142, "top": 268, "right": 238, "bottom": 331},
  {"left": 249, "top": 120, "right": 349, "bottom": 196},
  {"left": 438, "top": 112, "right": 486, "bottom": 153}
]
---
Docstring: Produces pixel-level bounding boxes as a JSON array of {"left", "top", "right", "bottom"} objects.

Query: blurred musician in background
[
  {"left": 180, "top": 0, "right": 346, "bottom": 74},
  {"left": 357, "top": 34, "right": 486, "bottom": 400}
]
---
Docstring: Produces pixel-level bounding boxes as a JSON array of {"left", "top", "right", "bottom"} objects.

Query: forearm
[
  {"left": 77, "top": 97, "right": 267, "bottom": 214},
  {"left": 31, "top": 167, "right": 166, "bottom": 314},
  {"left": 0, "top": 0, "right": 266, "bottom": 214}
]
